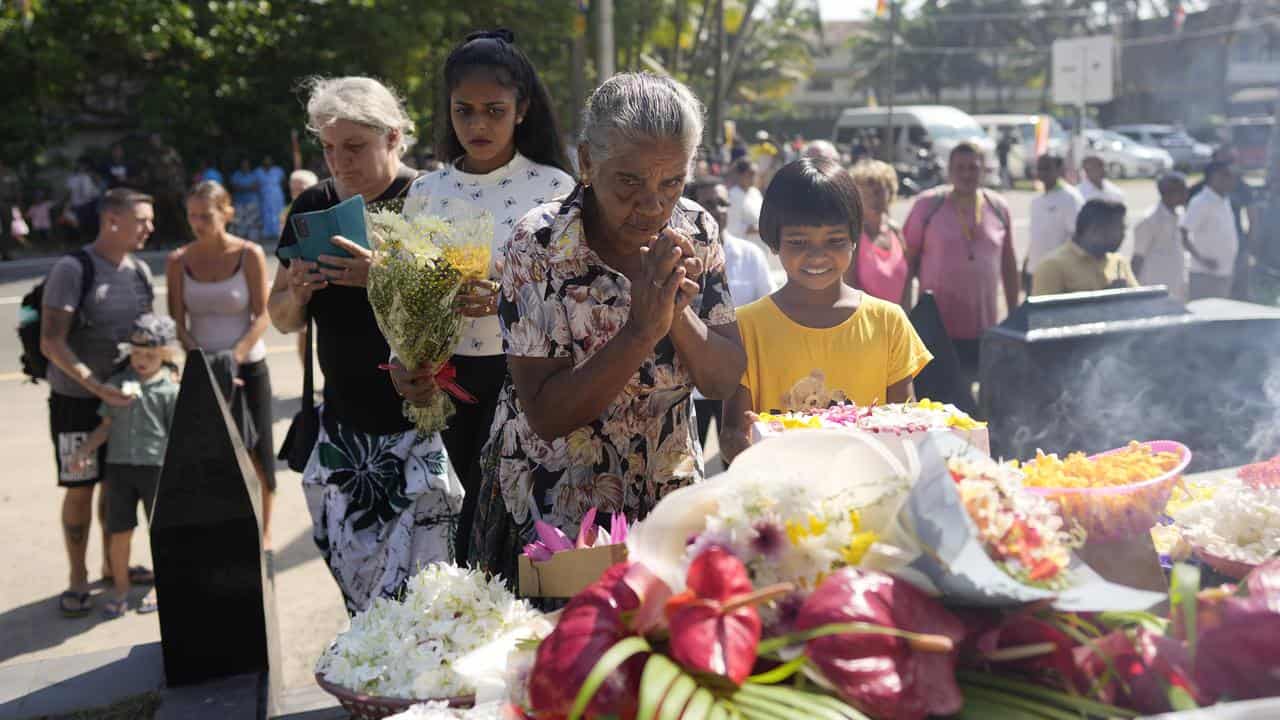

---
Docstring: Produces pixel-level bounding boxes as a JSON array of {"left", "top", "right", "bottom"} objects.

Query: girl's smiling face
[{"left": 777, "top": 223, "right": 855, "bottom": 291}]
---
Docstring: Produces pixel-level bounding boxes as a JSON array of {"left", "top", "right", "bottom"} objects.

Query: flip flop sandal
[
  {"left": 101, "top": 597, "right": 128, "bottom": 620},
  {"left": 59, "top": 590, "right": 92, "bottom": 618},
  {"left": 138, "top": 592, "right": 158, "bottom": 614},
  {"left": 102, "top": 565, "right": 155, "bottom": 586}
]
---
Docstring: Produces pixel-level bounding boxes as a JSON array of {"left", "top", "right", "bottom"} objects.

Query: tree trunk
[{"left": 672, "top": 0, "right": 688, "bottom": 76}]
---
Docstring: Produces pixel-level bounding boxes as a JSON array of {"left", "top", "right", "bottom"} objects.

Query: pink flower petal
[{"left": 534, "top": 520, "right": 573, "bottom": 553}]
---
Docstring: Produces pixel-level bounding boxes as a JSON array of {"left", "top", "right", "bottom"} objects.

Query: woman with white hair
[
  {"left": 267, "top": 76, "right": 461, "bottom": 614},
  {"left": 470, "top": 72, "right": 746, "bottom": 583}
]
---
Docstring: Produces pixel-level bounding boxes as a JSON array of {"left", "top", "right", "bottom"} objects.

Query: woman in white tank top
[{"left": 167, "top": 181, "right": 276, "bottom": 547}]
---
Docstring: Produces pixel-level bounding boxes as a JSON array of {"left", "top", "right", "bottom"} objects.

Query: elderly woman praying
[{"left": 470, "top": 73, "right": 746, "bottom": 582}]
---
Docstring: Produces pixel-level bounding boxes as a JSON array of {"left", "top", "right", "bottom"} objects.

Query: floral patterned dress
[{"left": 471, "top": 185, "right": 737, "bottom": 584}]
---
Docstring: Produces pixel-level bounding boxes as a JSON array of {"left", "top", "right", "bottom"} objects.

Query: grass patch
[{"left": 20, "top": 691, "right": 161, "bottom": 720}]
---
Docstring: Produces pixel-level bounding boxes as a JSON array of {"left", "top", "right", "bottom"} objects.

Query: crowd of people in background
[{"left": 23, "top": 22, "right": 1276, "bottom": 622}]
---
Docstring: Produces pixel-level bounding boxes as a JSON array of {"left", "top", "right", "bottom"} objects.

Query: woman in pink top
[
  {"left": 847, "top": 160, "right": 909, "bottom": 307},
  {"left": 902, "top": 143, "right": 1020, "bottom": 374}
]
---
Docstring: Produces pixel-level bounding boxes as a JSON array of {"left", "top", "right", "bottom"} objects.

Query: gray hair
[
  {"left": 579, "top": 73, "right": 704, "bottom": 170},
  {"left": 302, "top": 76, "right": 416, "bottom": 157},
  {"left": 801, "top": 139, "right": 840, "bottom": 162}
]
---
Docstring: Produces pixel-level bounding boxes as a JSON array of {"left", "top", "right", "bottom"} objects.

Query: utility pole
[
  {"left": 885, "top": 0, "right": 898, "bottom": 164},
  {"left": 596, "top": 0, "right": 615, "bottom": 81},
  {"left": 572, "top": 1, "right": 588, "bottom": 136}
]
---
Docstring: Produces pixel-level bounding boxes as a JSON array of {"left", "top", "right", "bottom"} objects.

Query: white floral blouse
[{"left": 472, "top": 184, "right": 736, "bottom": 575}]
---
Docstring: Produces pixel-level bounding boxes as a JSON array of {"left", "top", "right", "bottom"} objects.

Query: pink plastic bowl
[{"left": 1025, "top": 441, "right": 1192, "bottom": 543}]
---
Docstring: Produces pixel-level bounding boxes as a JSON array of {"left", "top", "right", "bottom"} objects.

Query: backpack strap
[
  {"left": 70, "top": 249, "right": 95, "bottom": 325},
  {"left": 981, "top": 189, "right": 1011, "bottom": 236},
  {"left": 134, "top": 261, "right": 154, "bottom": 312},
  {"left": 920, "top": 189, "right": 950, "bottom": 237}
]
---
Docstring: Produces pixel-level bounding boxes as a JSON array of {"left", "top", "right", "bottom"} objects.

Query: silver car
[
  {"left": 1083, "top": 130, "right": 1175, "bottom": 179},
  {"left": 1108, "top": 124, "right": 1213, "bottom": 171}
]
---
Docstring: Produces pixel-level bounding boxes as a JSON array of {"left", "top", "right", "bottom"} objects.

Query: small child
[
  {"left": 720, "top": 157, "right": 934, "bottom": 463},
  {"left": 71, "top": 314, "right": 179, "bottom": 618},
  {"left": 27, "top": 189, "right": 54, "bottom": 246}
]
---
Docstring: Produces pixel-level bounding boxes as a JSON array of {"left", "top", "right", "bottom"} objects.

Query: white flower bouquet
[
  {"left": 316, "top": 564, "right": 543, "bottom": 702},
  {"left": 366, "top": 208, "right": 493, "bottom": 433}
]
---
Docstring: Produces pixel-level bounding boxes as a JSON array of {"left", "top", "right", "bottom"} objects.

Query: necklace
[{"left": 951, "top": 191, "right": 984, "bottom": 261}]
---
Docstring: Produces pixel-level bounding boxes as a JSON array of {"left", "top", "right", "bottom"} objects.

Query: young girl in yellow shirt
[{"left": 719, "top": 157, "right": 933, "bottom": 462}]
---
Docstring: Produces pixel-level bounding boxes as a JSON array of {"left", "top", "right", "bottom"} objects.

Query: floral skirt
[{"left": 303, "top": 409, "right": 464, "bottom": 614}]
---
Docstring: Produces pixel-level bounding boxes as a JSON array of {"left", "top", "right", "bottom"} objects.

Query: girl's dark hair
[
  {"left": 436, "top": 29, "right": 574, "bottom": 177},
  {"left": 759, "top": 158, "right": 863, "bottom": 252}
]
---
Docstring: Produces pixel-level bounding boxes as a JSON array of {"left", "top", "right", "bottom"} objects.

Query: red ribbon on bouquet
[{"left": 378, "top": 360, "right": 477, "bottom": 404}]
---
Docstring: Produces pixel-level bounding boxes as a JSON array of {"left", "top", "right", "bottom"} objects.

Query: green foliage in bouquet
[{"left": 367, "top": 210, "right": 469, "bottom": 433}]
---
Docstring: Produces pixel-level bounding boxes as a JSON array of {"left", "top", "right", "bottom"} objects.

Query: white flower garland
[{"left": 316, "top": 564, "right": 541, "bottom": 700}]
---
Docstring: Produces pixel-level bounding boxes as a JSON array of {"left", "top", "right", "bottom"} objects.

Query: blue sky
[{"left": 817, "top": 0, "right": 877, "bottom": 21}]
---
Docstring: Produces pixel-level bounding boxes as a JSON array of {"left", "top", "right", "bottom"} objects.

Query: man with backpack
[
  {"left": 35, "top": 188, "right": 156, "bottom": 617},
  {"left": 902, "top": 142, "right": 1020, "bottom": 382}
]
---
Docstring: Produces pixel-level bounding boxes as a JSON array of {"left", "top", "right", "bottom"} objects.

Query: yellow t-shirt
[{"left": 737, "top": 294, "right": 933, "bottom": 412}]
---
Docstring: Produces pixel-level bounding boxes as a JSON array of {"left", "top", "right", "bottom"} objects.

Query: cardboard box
[{"left": 518, "top": 545, "right": 629, "bottom": 598}]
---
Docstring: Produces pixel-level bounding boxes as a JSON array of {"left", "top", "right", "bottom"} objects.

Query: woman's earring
[
  {"left": 110, "top": 224, "right": 119, "bottom": 232},
  {"left": 516, "top": 116, "right": 524, "bottom": 125}
]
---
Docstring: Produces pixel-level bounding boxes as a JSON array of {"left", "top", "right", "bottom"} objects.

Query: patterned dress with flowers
[{"left": 471, "top": 185, "right": 737, "bottom": 584}]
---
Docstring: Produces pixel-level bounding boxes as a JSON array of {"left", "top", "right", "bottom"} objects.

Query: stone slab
[{"left": 0, "top": 642, "right": 163, "bottom": 720}]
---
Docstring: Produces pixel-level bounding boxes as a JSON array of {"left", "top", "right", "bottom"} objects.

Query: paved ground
[{"left": 0, "top": 181, "right": 1160, "bottom": 700}]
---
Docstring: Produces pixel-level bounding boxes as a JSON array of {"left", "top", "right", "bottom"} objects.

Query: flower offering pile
[
  {"left": 751, "top": 400, "right": 989, "bottom": 460},
  {"left": 948, "top": 454, "right": 1084, "bottom": 590},
  {"left": 1173, "top": 474, "right": 1280, "bottom": 569},
  {"left": 316, "top": 564, "right": 541, "bottom": 702},
  {"left": 366, "top": 209, "right": 492, "bottom": 433},
  {"left": 1022, "top": 441, "right": 1189, "bottom": 541}
]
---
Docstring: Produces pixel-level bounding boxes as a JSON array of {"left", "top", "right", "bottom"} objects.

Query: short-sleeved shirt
[
  {"left": 42, "top": 247, "right": 154, "bottom": 399},
  {"left": 1028, "top": 183, "right": 1085, "bottom": 272},
  {"left": 1180, "top": 186, "right": 1239, "bottom": 278},
  {"left": 902, "top": 189, "right": 1011, "bottom": 341},
  {"left": 1133, "top": 203, "right": 1188, "bottom": 301},
  {"left": 276, "top": 166, "right": 419, "bottom": 436},
  {"left": 486, "top": 185, "right": 736, "bottom": 535},
  {"left": 737, "top": 294, "right": 932, "bottom": 413},
  {"left": 100, "top": 367, "right": 179, "bottom": 467},
  {"left": 1031, "top": 242, "right": 1138, "bottom": 297}
]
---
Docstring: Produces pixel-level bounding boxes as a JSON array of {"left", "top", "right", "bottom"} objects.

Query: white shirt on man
[
  {"left": 727, "top": 184, "right": 763, "bottom": 243},
  {"left": 1133, "top": 203, "right": 1188, "bottom": 301},
  {"left": 1078, "top": 178, "right": 1134, "bottom": 258},
  {"left": 406, "top": 152, "right": 573, "bottom": 356},
  {"left": 1180, "top": 186, "right": 1239, "bottom": 278},
  {"left": 1027, "top": 182, "right": 1084, "bottom": 272},
  {"left": 66, "top": 172, "right": 100, "bottom": 207},
  {"left": 693, "top": 229, "right": 773, "bottom": 402}
]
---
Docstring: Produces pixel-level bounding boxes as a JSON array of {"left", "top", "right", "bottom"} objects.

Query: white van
[
  {"left": 832, "top": 105, "right": 999, "bottom": 185},
  {"left": 972, "top": 113, "right": 1069, "bottom": 181}
]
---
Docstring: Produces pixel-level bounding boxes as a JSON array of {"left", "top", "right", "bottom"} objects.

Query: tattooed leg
[{"left": 62, "top": 486, "right": 94, "bottom": 590}]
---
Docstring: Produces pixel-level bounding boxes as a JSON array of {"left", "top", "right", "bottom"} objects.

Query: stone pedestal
[{"left": 150, "top": 350, "right": 281, "bottom": 716}]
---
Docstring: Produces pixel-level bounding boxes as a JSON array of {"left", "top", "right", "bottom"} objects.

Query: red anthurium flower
[
  {"left": 796, "top": 569, "right": 966, "bottom": 720},
  {"left": 961, "top": 608, "right": 1077, "bottom": 683},
  {"left": 528, "top": 563, "right": 644, "bottom": 719},
  {"left": 1245, "top": 557, "right": 1280, "bottom": 612},
  {"left": 1071, "top": 628, "right": 1204, "bottom": 713},
  {"left": 664, "top": 547, "right": 763, "bottom": 685},
  {"left": 1195, "top": 595, "right": 1280, "bottom": 702}
]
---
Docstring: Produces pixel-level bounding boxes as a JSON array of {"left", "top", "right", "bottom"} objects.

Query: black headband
[{"left": 465, "top": 28, "right": 515, "bottom": 44}]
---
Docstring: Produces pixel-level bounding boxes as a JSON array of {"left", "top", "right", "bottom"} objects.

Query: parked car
[
  {"left": 1108, "top": 124, "right": 1212, "bottom": 171},
  {"left": 833, "top": 105, "right": 1001, "bottom": 187},
  {"left": 972, "top": 114, "right": 1070, "bottom": 180},
  {"left": 1083, "top": 129, "right": 1175, "bottom": 178}
]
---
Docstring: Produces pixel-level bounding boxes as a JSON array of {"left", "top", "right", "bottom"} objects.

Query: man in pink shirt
[{"left": 903, "top": 142, "right": 1020, "bottom": 375}]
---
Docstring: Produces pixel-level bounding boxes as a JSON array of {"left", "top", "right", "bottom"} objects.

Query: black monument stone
[
  {"left": 151, "top": 349, "right": 281, "bottom": 715},
  {"left": 980, "top": 287, "right": 1280, "bottom": 471}
]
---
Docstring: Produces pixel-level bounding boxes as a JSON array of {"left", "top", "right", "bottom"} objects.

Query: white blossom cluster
[
  {"left": 1175, "top": 478, "right": 1280, "bottom": 565},
  {"left": 386, "top": 700, "right": 508, "bottom": 719},
  {"left": 316, "top": 564, "right": 541, "bottom": 700}
]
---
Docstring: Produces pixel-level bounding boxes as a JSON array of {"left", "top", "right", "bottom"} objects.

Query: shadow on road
[
  {"left": 272, "top": 525, "right": 324, "bottom": 578},
  {"left": 0, "top": 583, "right": 152, "bottom": 665}
]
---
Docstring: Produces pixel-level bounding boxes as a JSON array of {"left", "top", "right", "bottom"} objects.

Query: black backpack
[{"left": 17, "top": 250, "right": 152, "bottom": 383}]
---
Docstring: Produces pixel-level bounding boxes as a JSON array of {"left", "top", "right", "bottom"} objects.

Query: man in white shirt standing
[
  {"left": 726, "top": 158, "right": 763, "bottom": 246},
  {"left": 1133, "top": 173, "right": 1190, "bottom": 301},
  {"left": 1026, "top": 154, "right": 1084, "bottom": 283},
  {"left": 1078, "top": 155, "right": 1132, "bottom": 258},
  {"left": 1180, "top": 161, "right": 1239, "bottom": 300}
]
